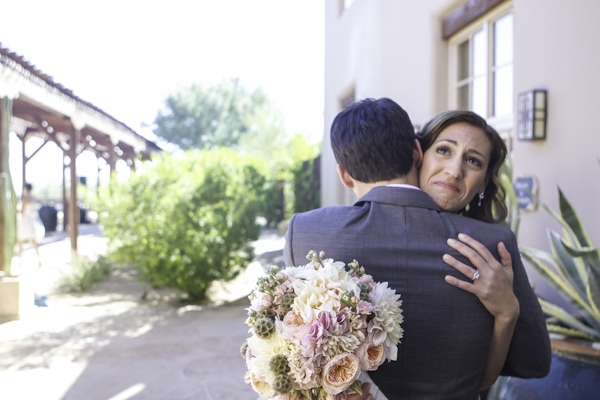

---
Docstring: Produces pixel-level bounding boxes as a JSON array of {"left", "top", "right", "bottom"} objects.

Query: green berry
[
  {"left": 253, "top": 317, "right": 275, "bottom": 339},
  {"left": 273, "top": 374, "right": 292, "bottom": 394},
  {"left": 269, "top": 354, "right": 290, "bottom": 375}
]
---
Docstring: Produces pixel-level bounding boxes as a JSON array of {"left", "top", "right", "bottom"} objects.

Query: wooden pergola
[{"left": 0, "top": 44, "right": 160, "bottom": 261}]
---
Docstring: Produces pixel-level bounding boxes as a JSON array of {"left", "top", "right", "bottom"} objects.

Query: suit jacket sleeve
[
  {"left": 284, "top": 214, "right": 296, "bottom": 267},
  {"left": 502, "top": 233, "right": 552, "bottom": 378}
]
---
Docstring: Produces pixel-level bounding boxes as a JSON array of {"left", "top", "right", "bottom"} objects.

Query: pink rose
[
  {"left": 282, "top": 312, "right": 311, "bottom": 341},
  {"left": 355, "top": 341, "right": 386, "bottom": 371},
  {"left": 321, "top": 353, "right": 361, "bottom": 394}
]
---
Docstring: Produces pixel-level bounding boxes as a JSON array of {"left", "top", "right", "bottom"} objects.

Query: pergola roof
[
  {"left": 0, "top": 43, "right": 161, "bottom": 254},
  {"left": 0, "top": 43, "right": 160, "bottom": 165}
]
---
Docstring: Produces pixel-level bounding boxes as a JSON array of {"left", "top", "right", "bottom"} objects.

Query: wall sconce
[{"left": 517, "top": 89, "right": 547, "bottom": 140}]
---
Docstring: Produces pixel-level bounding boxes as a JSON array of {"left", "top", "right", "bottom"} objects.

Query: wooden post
[
  {"left": 0, "top": 98, "right": 6, "bottom": 273},
  {"left": 69, "top": 128, "right": 80, "bottom": 252},
  {"left": 62, "top": 152, "right": 67, "bottom": 231},
  {"left": 21, "top": 137, "right": 26, "bottom": 195},
  {"left": 0, "top": 97, "right": 17, "bottom": 275}
]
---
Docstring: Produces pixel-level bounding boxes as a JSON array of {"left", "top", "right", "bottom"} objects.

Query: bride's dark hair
[{"left": 416, "top": 110, "right": 508, "bottom": 224}]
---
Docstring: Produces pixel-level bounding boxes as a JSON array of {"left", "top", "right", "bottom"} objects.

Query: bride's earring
[{"left": 478, "top": 192, "right": 485, "bottom": 207}]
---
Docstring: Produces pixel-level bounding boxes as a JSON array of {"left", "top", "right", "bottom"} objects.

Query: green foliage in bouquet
[
  {"left": 520, "top": 188, "right": 600, "bottom": 341},
  {"left": 95, "top": 148, "right": 263, "bottom": 301}
]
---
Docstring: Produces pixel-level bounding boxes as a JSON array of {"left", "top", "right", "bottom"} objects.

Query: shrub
[
  {"left": 59, "top": 254, "right": 113, "bottom": 292},
  {"left": 95, "top": 148, "right": 263, "bottom": 301}
]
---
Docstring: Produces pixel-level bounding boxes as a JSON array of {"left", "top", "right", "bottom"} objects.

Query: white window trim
[{"left": 448, "top": 1, "right": 514, "bottom": 132}]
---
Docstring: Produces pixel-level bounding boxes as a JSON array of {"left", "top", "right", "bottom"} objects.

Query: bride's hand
[{"left": 443, "top": 233, "right": 519, "bottom": 322}]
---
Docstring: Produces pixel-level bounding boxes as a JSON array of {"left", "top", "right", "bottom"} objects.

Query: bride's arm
[{"left": 443, "top": 234, "right": 520, "bottom": 391}]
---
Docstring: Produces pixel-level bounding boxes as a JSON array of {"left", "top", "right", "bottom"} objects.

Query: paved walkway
[{"left": 0, "top": 224, "right": 285, "bottom": 400}]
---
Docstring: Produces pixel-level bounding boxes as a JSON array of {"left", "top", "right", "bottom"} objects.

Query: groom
[{"left": 283, "top": 98, "right": 550, "bottom": 399}]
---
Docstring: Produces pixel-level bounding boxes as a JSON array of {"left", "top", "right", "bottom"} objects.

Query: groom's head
[{"left": 330, "top": 97, "right": 417, "bottom": 184}]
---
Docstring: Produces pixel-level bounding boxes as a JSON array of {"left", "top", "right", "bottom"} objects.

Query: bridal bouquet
[{"left": 242, "top": 251, "right": 403, "bottom": 400}]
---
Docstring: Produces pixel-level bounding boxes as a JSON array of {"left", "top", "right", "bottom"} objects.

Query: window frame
[{"left": 448, "top": 1, "right": 514, "bottom": 133}]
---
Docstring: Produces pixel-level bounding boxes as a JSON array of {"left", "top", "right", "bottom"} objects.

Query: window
[{"left": 449, "top": 3, "right": 513, "bottom": 132}]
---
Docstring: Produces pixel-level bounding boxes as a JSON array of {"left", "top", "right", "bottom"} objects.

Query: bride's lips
[{"left": 434, "top": 181, "right": 460, "bottom": 192}]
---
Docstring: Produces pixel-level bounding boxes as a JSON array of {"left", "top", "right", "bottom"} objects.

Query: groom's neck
[{"left": 352, "top": 173, "right": 419, "bottom": 198}]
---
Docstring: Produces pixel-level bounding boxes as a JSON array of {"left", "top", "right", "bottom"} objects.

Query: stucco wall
[
  {"left": 322, "top": 0, "right": 451, "bottom": 207},
  {"left": 512, "top": 0, "right": 600, "bottom": 307}
]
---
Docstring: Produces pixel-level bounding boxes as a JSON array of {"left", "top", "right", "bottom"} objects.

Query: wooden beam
[{"left": 442, "top": 0, "right": 506, "bottom": 39}]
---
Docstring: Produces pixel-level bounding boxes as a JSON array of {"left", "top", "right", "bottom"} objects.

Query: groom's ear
[
  {"left": 336, "top": 164, "right": 355, "bottom": 189},
  {"left": 413, "top": 139, "right": 423, "bottom": 168}
]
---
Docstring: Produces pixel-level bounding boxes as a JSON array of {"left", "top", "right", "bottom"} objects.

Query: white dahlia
[{"left": 368, "top": 282, "right": 404, "bottom": 361}]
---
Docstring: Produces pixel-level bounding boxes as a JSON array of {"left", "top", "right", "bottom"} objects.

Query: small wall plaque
[{"left": 513, "top": 176, "right": 539, "bottom": 212}]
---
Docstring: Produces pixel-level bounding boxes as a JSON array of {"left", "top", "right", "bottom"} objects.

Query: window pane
[
  {"left": 494, "top": 13, "right": 513, "bottom": 67},
  {"left": 457, "top": 84, "right": 469, "bottom": 110},
  {"left": 472, "top": 76, "right": 487, "bottom": 117},
  {"left": 494, "top": 65, "right": 513, "bottom": 117},
  {"left": 473, "top": 30, "right": 487, "bottom": 76},
  {"left": 457, "top": 40, "right": 469, "bottom": 81}
]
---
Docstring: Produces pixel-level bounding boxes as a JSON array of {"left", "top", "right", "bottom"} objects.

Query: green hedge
[{"left": 95, "top": 148, "right": 263, "bottom": 301}]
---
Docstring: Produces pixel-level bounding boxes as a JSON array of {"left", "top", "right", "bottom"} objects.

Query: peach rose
[
  {"left": 282, "top": 312, "right": 311, "bottom": 341},
  {"left": 355, "top": 341, "right": 386, "bottom": 371},
  {"left": 321, "top": 353, "right": 361, "bottom": 394},
  {"left": 248, "top": 373, "right": 275, "bottom": 398}
]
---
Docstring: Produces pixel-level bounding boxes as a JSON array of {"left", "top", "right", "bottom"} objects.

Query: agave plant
[{"left": 520, "top": 188, "right": 600, "bottom": 341}]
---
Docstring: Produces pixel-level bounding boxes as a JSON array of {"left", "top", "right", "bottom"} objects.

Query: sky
[{"left": 0, "top": 0, "right": 325, "bottom": 195}]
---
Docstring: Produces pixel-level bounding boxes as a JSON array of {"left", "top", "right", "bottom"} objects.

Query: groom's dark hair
[{"left": 330, "top": 97, "right": 416, "bottom": 183}]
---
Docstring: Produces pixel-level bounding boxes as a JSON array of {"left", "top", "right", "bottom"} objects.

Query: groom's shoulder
[
  {"left": 447, "top": 212, "right": 517, "bottom": 242},
  {"left": 293, "top": 204, "right": 359, "bottom": 222}
]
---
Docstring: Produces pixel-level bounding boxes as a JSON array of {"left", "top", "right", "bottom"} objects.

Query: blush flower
[
  {"left": 282, "top": 312, "right": 311, "bottom": 341},
  {"left": 354, "top": 341, "right": 386, "bottom": 371},
  {"left": 321, "top": 353, "right": 361, "bottom": 394}
]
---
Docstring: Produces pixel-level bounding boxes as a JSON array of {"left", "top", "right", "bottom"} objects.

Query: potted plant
[{"left": 489, "top": 188, "right": 600, "bottom": 399}]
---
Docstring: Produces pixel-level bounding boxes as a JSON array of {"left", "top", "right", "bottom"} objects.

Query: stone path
[{"left": 0, "top": 224, "right": 285, "bottom": 400}]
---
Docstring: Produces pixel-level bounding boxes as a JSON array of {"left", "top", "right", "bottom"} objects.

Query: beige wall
[
  {"left": 322, "top": 0, "right": 452, "bottom": 207},
  {"left": 512, "top": 0, "right": 600, "bottom": 305}
]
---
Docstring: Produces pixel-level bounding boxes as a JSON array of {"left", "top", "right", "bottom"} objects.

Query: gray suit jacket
[{"left": 284, "top": 187, "right": 551, "bottom": 400}]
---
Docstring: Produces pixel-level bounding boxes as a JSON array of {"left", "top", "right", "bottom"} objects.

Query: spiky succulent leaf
[
  {"left": 539, "top": 298, "right": 600, "bottom": 340},
  {"left": 546, "top": 324, "right": 595, "bottom": 341}
]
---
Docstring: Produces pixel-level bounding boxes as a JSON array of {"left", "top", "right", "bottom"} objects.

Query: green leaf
[
  {"left": 546, "top": 324, "right": 595, "bottom": 341},
  {"left": 549, "top": 231, "right": 587, "bottom": 294},
  {"left": 348, "top": 380, "right": 363, "bottom": 395},
  {"left": 558, "top": 187, "right": 593, "bottom": 248},
  {"left": 587, "top": 262, "right": 600, "bottom": 323},
  {"left": 522, "top": 247, "right": 592, "bottom": 315},
  {"left": 539, "top": 298, "right": 600, "bottom": 340},
  {"left": 530, "top": 190, "right": 582, "bottom": 249}
]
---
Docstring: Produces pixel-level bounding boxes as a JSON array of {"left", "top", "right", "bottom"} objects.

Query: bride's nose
[{"left": 444, "top": 157, "right": 463, "bottom": 179}]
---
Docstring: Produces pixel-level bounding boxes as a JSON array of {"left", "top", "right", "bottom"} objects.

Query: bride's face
[{"left": 418, "top": 122, "right": 491, "bottom": 213}]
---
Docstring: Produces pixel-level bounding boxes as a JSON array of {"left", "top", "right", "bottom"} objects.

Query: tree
[{"left": 153, "top": 78, "right": 284, "bottom": 150}]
